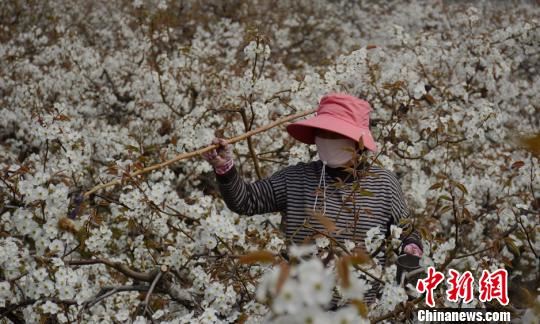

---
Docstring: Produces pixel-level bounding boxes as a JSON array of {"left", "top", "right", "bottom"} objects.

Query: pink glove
[
  {"left": 201, "top": 138, "right": 234, "bottom": 175},
  {"left": 403, "top": 243, "right": 423, "bottom": 257}
]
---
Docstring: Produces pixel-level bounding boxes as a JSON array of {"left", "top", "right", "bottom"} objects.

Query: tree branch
[
  {"left": 1, "top": 298, "right": 77, "bottom": 323},
  {"left": 82, "top": 107, "right": 317, "bottom": 198},
  {"left": 66, "top": 259, "right": 158, "bottom": 282},
  {"left": 76, "top": 284, "right": 151, "bottom": 321},
  {"left": 140, "top": 266, "right": 167, "bottom": 316},
  {"left": 239, "top": 108, "right": 263, "bottom": 180}
]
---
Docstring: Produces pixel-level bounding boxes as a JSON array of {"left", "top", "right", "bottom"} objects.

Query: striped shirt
[{"left": 215, "top": 159, "right": 422, "bottom": 306}]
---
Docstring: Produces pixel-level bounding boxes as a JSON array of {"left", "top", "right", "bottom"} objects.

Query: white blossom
[{"left": 365, "top": 227, "right": 384, "bottom": 254}]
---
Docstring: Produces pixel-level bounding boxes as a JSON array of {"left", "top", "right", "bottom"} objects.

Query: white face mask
[{"left": 315, "top": 136, "right": 356, "bottom": 168}]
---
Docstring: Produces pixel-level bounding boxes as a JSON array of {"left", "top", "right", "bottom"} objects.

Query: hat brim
[{"left": 286, "top": 114, "right": 378, "bottom": 152}]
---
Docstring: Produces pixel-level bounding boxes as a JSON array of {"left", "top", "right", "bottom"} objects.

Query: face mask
[{"left": 315, "top": 136, "right": 356, "bottom": 168}]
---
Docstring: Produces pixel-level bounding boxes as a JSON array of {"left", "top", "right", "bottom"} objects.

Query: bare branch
[
  {"left": 83, "top": 107, "right": 317, "bottom": 198},
  {"left": 66, "top": 259, "right": 158, "bottom": 282},
  {"left": 140, "top": 266, "right": 166, "bottom": 317},
  {"left": 76, "top": 285, "right": 151, "bottom": 321},
  {"left": 1, "top": 298, "right": 77, "bottom": 323},
  {"left": 239, "top": 107, "right": 263, "bottom": 180}
]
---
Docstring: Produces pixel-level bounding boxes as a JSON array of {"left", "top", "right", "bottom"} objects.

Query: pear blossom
[
  {"left": 365, "top": 226, "right": 385, "bottom": 254},
  {"left": 297, "top": 259, "right": 334, "bottom": 306},
  {"left": 289, "top": 244, "right": 318, "bottom": 259},
  {"left": 0, "top": 282, "right": 12, "bottom": 308},
  {"left": 41, "top": 300, "right": 60, "bottom": 314}
]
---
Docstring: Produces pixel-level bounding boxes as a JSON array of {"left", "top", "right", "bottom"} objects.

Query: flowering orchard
[{"left": 0, "top": 0, "right": 539, "bottom": 323}]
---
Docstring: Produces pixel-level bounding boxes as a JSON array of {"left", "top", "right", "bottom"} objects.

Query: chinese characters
[{"left": 416, "top": 267, "right": 509, "bottom": 307}]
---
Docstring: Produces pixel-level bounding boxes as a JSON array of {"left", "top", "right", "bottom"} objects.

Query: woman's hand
[
  {"left": 201, "top": 138, "right": 234, "bottom": 175},
  {"left": 403, "top": 243, "right": 423, "bottom": 257}
]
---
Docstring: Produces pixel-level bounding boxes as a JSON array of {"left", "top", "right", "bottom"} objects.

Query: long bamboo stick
[{"left": 82, "top": 108, "right": 317, "bottom": 198}]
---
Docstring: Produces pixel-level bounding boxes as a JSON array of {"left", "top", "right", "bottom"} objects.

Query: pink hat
[{"left": 286, "top": 93, "right": 378, "bottom": 152}]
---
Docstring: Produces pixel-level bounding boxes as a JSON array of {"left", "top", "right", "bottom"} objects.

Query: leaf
[
  {"left": 382, "top": 80, "right": 405, "bottom": 90},
  {"left": 462, "top": 207, "right": 472, "bottom": 220},
  {"left": 357, "top": 136, "right": 365, "bottom": 151},
  {"left": 366, "top": 44, "right": 377, "bottom": 50},
  {"left": 106, "top": 165, "right": 119, "bottom": 175},
  {"left": 349, "top": 248, "right": 371, "bottom": 265},
  {"left": 144, "top": 144, "right": 160, "bottom": 153},
  {"left": 438, "top": 205, "right": 452, "bottom": 214},
  {"left": 514, "top": 133, "right": 540, "bottom": 157},
  {"left": 452, "top": 181, "right": 468, "bottom": 195},
  {"left": 334, "top": 178, "right": 346, "bottom": 189},
  {"left": 54, "top": 114, "right": 71, "bottom": 121},
  {"left": 511, "top": 161, "right": 525, "bottom": 169},
  {"left": 504, "top": 237, "right": 520, "bottom": 256},
  {"left": 363, "top": 207, "right": 374, "bottom": 217},
  {"left": 501, "top": 257, "right": 514, "bottom": 269},
  {"left": 8, "top": 164, "right": 30, "bottom": 178},
  {"left": 438, "top": 195, "right": 452, "bottom": 201},
  {"left": 236, "top": 314, "right": 249, "bottom": 324},
  {"left": 57, "top": 217, "right": 77, "bottom": 234},
  {"left": 133, "top": 161, "right": 145, "bottom": 170},
  {"left": 145, "top": 239, "right": 160, "bottom": 249},
  {"left": 492, "top": 239, "right": 501, "bottom": 252},
  {"left": 398, "top": 218, "right": 412, "bottom": 226},
  {"left": 238, "top": 250, "right": 276, "bottom": 264},
  {"left": 424, "top": 94, "right": 436, "bottom": 105},
  {"left": 515, "top": 286, "right": 534, "bottom": 306},
  {"left": 336, "top": 257, "right": 350, "bottom": 289},
  {"left": 312, "top": 211, "right": 337, "bottom": 233},
  {"left": 359, "top": 189, "right": 374, "bottom": 197},
  {"left": 150, "top": 297, "right": 168, "bottom": 311},
  {"left": 137, "top": 155, "right": 150, "bottom": 164},
  {"left": 429, "top": 182, "right": 444, "bottom": 190},
  {"left": 125, "top": 144, "right": 140, "bottom": 152},
  {"left": 127, "top": 219, "right": 138, "bottom": 232},
  {"left": 419, "top": 227, "right": 433, "bottom": 240}
]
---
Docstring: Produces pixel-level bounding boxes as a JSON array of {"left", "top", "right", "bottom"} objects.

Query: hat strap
[{"left": 313, "top": 160, "right": 327, "bottom": 216}]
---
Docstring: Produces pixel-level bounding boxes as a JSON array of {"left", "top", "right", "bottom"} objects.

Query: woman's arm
[
  {"left": 215, "top": 165, "right": 288, "bottom": 216},
  {"left": 201, "top": 137, "right": 288, "bottom": 216}
]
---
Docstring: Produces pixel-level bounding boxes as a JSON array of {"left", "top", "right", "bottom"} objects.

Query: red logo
[
  {"left": 416, "top": 266, "right": 445, "bottom": 307},
  {"left": 479, "top": 269, "right": 509, "bottom": 305},
  {"left": 416, "top": 267, "right": 509, "bottom": 307},
  {"left": 446, "top": 269, "right": 474, "bottom": 303}
]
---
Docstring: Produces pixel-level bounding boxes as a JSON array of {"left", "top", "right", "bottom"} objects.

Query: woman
[{"left": 202, "top": 93, "right": 423, "bottom": 307}]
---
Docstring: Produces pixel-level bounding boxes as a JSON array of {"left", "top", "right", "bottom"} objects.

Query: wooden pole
[{"left": 83, "top": 108, "right": 317, "bottom": 198}]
